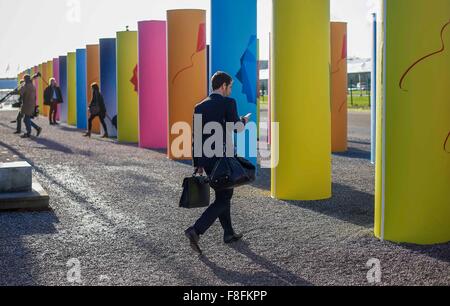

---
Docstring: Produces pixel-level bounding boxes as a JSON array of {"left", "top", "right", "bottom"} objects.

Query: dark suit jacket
[
  {"left": 192, "top": 93, "right": 245, "bottom": 172},
  {"left": 43, "top": 86, "right": 63, "bottom": 105}
]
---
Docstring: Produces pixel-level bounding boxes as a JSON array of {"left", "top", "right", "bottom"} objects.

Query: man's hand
[{"left": 196, "top": 167, "right": 205, "bottom": 175}]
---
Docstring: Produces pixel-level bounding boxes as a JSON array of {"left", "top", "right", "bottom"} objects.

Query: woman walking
[{"left": 84, "top": 83, "right": 108, "bottom": 138}]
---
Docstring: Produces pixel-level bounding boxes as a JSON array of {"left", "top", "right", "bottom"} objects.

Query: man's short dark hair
[
  {"left": 211, "top": 71, "right": 232, "bottom": 90},
  {"left": 23, "top": 74, "right": 31, "bottom": 83}
]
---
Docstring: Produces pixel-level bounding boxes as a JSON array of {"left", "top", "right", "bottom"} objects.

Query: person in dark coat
[
  {"left": 43, "top": 78, "right": 63, "bottom": 125},
  {"left": 83, "top": 83, "right": 108, "bottom": 138},
  {"left": 12, "top": 79, "right": 25, "bottom": 134},
  {"left": 20, "top": 75, "right": 42, "bottom": 138},
  {"left": 185, "top": 71, "right": 250, "bottom": 255}
]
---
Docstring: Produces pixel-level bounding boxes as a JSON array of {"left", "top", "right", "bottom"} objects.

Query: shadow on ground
[
  {"left": 199, "top": 240, "right": 311, "bottom": 286},
  {"left": 252, "top": 167, "right": 374, "bottom": 228}
]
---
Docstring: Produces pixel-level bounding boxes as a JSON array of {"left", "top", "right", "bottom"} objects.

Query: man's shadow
[{"left": 199, "top": 240, "right": 311, "bottom": 286}]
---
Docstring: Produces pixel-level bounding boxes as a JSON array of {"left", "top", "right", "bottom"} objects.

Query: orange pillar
[
  {"left": 167, "top": 9, "right": 207, "bottom": 160},
  {"left": 86, "top": 44, "right": 101, "bottom": 134}
]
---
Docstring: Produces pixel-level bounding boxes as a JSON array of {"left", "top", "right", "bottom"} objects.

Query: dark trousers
[
  {"left": 24, "top": 115, "right": 40, "bottom": 135},
  {"left": 16, "top": 112, "right": 24, "bottom": 132},
  {"left": 49, "top": 102, "right": 58, "bottom": 123},
  {"left": 88, "top": 114, "right": 108, "bottom": 134},
  {"left": 194, "top": 188, "right": 235, "bottom": 237}
]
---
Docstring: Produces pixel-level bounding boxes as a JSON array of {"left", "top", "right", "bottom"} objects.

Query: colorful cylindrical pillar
[
  {"left": 86, "top": 44, "right": 101, "bottom": 134},
  {"left": 59, "top": 55, "right": 68, "bottom": 123},
  {"left": 138, "top": 21, "right": 168, "bottom": 149},
  {"left": 271, "top": 0, "right": 331, "bottom": 201},
  {"left": 67, "top": 52, "right": 77, "bottom": 126},
  {"left": 38, "top": 63, "right": 44, "bottom": 114},
  {"left": 33, "top": 66, "right": 39, "bottom": 106},
  {"left": 371, "top": 13, "right": 377, "bottom": 164},
  {"left": 167, "top": 9, "right": 207, "bottom": 160},
  {"left": 45, "top": 60, "right": 53, "bottom": 117},
  {"left": 116, "top": 30, "right": 138, "bottom": 143},
  {"left": 53, "top": 57, "right": 61, "bottom": 121},
  {"left": 41, "top": 62, "right": 48, "bottom": 117},
  {"left": 331, "top": 22, "right": 348, "bottom": 153},
  {"left": 76, "top": 48, "right": 87, "bottom": 130},
  {"left": 99, "top": 38, "right": 117, "bottom": 137},
  {"left": 211, "top": 0, "right": 258, "bottom": 166},
  {"left": 375, "top": 0, "right": 450, "bottom": 244}
]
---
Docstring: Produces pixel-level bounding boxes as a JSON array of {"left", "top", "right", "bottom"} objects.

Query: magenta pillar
[{"left": 138, "top": 20, "right": 168, "bottom": 149}]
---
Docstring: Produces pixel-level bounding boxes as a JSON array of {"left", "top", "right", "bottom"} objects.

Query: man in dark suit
[{"left": 185, "top": 71, "right": 250, "bottom": 255}]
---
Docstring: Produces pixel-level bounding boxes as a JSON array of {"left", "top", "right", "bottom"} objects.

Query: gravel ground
[{"left": 0, "top": 109, "right": 449, "bottom": 286}]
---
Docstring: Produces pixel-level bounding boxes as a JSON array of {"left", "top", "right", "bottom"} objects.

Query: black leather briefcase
[
  {"left": 180, "top": 174, "right": 211, "bottom": 209},
  {"left": 209, "top": 156, "right": 256, "bottom": 191}
]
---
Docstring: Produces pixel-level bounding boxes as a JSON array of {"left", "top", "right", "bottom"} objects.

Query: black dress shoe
[
  {"left": 224, "top": 233, "right": 243, "bottom": 244},
  {"left": 185, "top": 227, "right": 202, "bottom": 255},
  {"left": 14, "top": 131, "right": 21, "bottom": 134},
  {"left": 36, "top": 127, "right": 42, "bottom": 137},
  {"left": 20, "top": 133, "right": 31, "bottom": 139}
]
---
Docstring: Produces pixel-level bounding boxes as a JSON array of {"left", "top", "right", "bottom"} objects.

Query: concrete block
[
  {"left": 0, "top": 161, "right": 32, "bottom": 193},
  {"left": 0, "top": 180, "right": 49, "bottom": 211}
]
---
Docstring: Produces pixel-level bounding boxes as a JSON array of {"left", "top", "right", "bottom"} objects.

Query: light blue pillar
[
  {"left": 371, "top": 13, "right": 377, "bottom": 164},
  {"left": 211, "top": 0, "right": 258, "bottom": 166},
  {"left": 76, "top": 48, "right": 87, "bottom": 130}
]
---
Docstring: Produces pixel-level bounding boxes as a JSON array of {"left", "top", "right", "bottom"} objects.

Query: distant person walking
[
  {"left": 12, "top": 79, "right": 25, "bottom": 135},
  {"left": 84, "top": 83, "right": 108, "bottom": 138},
  {"left": 43, "top": 78, "right": 63, "bottom": 125},
  {"left": 20, "top": 74, "right": 42, "bottom": 138},
  {"left": 185, "top": 71, "right": 250, "bottom": 255}
]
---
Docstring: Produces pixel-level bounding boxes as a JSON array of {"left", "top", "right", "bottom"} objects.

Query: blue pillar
[
  {"left": 371, "top": 13, "right": 377, "bottom": 164},
  {"left": 59, "top": 55, "right": 68, "bottom": 123},
  {"left": 211, "top": 0, "right": 258, "bottom": 166},
  {"left": 100, "top": 38, "right": 117, "bottom": 137},
  {"left": 76, "top": 48, "right": 87, "bottom": 130}
]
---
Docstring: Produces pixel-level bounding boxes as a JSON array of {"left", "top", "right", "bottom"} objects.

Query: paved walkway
[{"left": 0, "top": 110, "right": 449, "bottom": 286}]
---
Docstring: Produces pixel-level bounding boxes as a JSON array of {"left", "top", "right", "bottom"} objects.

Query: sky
[{"left": 0, "top": 0, "right": 381, "bottom": 78}]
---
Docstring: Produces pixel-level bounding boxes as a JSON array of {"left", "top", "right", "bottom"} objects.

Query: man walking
[
  {"left": 44, "top": 78, "right": 63, "bottom": 125},
  {"left": 185, "top": 71, "right": 250, "bottom": 255},
  {"left": 20, "top": 74, "right": 42, "bottom": 138},
  {"left": 12, "top": 79, "right": 25, "bottom": 135}
]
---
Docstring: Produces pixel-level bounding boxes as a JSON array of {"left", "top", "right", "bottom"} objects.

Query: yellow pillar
[
  {"left": 375, "top": 0, "right": 450, "bottom": 244},
  {"left": 67, "top": 52, "right": 77, "bottom": 126},
  {"left": 116, "top": 30, "right": 138, "bottom": 143},
  {"left": 271, "top": 0, "right": 331, "bottom": 200},
  {"left": 44, "top": 60, "right": 53, "bottom": 117}
]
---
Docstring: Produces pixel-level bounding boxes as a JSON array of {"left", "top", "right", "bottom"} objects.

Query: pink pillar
[
  {"left": 53, "top": 58, "right": 61, "bottom": 121},
  {"left": 138, "top": 20, "right": 168, "bottom": 149}
]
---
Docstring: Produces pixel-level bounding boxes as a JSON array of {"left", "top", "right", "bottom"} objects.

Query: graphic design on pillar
[
  {"left": 398, "top": 20, "right": 450, "bottom": 153},
  {"left": 130, "top": 65, "right": 138, "bottom": 92},
  {"left": 399, "top": 20, "right": 450, "bottom": 91},
  {"left": 331, "top": 34, "right": 348, "bottom": 114},
  {"left": 332, "top": 34, "right": 347, "bottom": 76},
  {"left": 236, "top": 35, "right": 257, "bottom": 105},
  {"left": 172, "top": 23, "right": 206, "bottom": 85}
]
